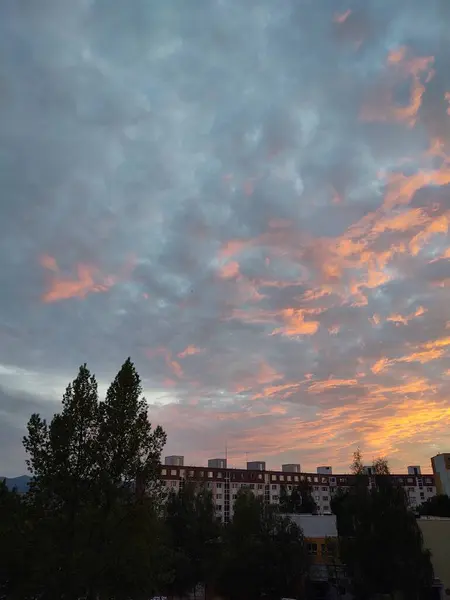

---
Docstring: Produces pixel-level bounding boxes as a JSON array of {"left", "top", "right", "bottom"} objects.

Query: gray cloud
[{"left": 1, "top": 0, "right": 450, "bottom": 476}]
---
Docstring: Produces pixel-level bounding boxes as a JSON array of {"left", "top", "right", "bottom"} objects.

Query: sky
[{"left": 1, "top": 0, "right": 450, "bottom": 477}]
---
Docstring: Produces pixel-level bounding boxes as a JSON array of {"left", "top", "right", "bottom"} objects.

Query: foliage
[
  {"left": 279, "top": 481, "right": 317, "bottom": 514},
  {"left": 163, "top": 482, "right": 221, "bottom": 597},
  {"left": 334, "top": 451, "right": 434, "bottom": 600},
  {"left": 215, "top": 488, "right": 309, "bottom": 600},
  {"left": 418, "top": 493, "right": 450, "bottom": 517},
  {"left": 19, "top": 358, "right": 167, "bottom": 600}
]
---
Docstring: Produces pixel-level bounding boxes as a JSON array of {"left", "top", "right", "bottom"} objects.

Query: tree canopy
[{"left": 332, "top": 449, "right": 434, "bottom": 600}]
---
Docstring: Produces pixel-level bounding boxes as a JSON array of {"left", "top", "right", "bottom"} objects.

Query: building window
[
  {"left": 272, "top": 495, "right": 279, "bottom": 501},
  {"left": 314, "top": 486, "right": 319, "bottom": 491},
  {"left": 216, "top": 483, "right": 222, "bottom": 489},
  {"left": 171, "top": 481, "right": 177, "bottom": 487},
  {"left": 258, "top": 474, "right": 263, "bottom": 479},
  {"left": 232, "top": 494, "right": 237, "bottom": 500},
  {"left": 272, "top": 484, "right": 277, "bottom": 490},
  {"left": 206, "top": 482, "right": 212, "bottom": 488},
  {"left": 280, "top": 475, "right": 285, "bottom": 482},
  {"left": 258, "top": 484, "right": 263, "bottom": 490},
  {"left": 232, "top": 483, "right": 238, "bottom": 488},
  {"left": 323, "top": 506, "right": 330, "bottom": 512},
  {"left": 314, "top": 477, "right": 319, "bottom": 483},
  {"left": 171, "top": 470, "right": 177, "bottom": 476},
  {"left": 294, "top": 476, "right": 299, "bottom": 482},
  {"left": 287, "top": 476, "right": 292, "bottom": 481},
  {"left": 199, "top": 471, "right": 204, "bottom": 477},
  {"left": 216, "top": 505, "right": 222, "bottom": 511},
  {"left": 322, "top": 487, "right": 328, "bottom": 491},
  {"left": 308, "top": 543, "right": 318, "bottom": 555},
  {"left": 216, "top": 494, "right": 222, "bottom": 500},
  {"left": 271, "top": 475, "right": 277, "bottom": 481},
  {"left": 288, "top": 485, "right": 292, "bottom": 491},
  {"left": 161, "top": 468, "right": 167, "bottom": 476},
  {"left": 217, "top": 472, "right": 222, "bottom": 478},
  {"left": 249, "top": 484, "right": 255, "bottom": 489},
  {"left": 188, "top": 470, "right": 194, "bottom": 477},
  {"left": 323, "top": 496, "right": 329, "bottom": 501},
  {"left": 208, "top": 471, "right": 213, "bottom": 478},
  {"left": 427, "top": 487, "right": 433, "bottom": 492}
]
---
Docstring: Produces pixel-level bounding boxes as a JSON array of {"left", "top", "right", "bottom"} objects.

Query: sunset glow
[{"left": 1, "top": 0, "right": 450, "bottom": 477}]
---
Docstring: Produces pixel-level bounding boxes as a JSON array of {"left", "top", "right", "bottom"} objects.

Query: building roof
[{"left": 283, "top": 513, "right": 338, "bottom": 538}]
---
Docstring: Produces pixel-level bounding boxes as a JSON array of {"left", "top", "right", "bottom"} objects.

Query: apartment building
[
  {"left": 431, "top": 453, "right": 450, "bottom": 497},
  {"left": 160, "top": 457, "right": 436, "bottom": 522}
]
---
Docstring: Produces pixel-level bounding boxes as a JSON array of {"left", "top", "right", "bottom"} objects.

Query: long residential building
[{"left": 161, "top": 456, "right": 436, "bottom": 522}]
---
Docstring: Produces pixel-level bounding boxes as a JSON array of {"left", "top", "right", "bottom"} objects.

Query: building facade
[
  {"left": 431, "top": 453, "right": 450, "bottom": 497},
  {"left": 160, "top": 456, "right": 436, "bottom": 522}
]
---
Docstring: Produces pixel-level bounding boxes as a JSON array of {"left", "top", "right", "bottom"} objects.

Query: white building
[{"left": 160, "top": 456, "right": 436, "bottom": 522}]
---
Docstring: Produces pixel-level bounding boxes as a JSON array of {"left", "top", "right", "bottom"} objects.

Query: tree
[
  {"left": 23, "top": 364, "right": 101, "bottom": 599},
  {"left": 350, "top": 447, "right": 364, "bottom": 475},
  {"left": 419, "top": 494, "right": 450, "bottom": 517},
  {"left": 279, "top": 481, "right": 317, "bottom": 514},
  {"left": 21, "top": 358, "right": 167, "bottom": 600},
  {"left": 216, "top": 489, "right": 308, "bottom": 600},
  {"left": 333, "top": 452, "right": 434, "bottom": 599},
  {"left": 297, "top": 480, "right": 317, "bottom": 513},
  {"left": 97, "top": 357, "right": 167, "bottom": 503},
  {"left": 163, "top": 482, "right": 221, "bottom": 598},
  {"left": 0, "top": 480, "right": 29, "bottom": 598}
]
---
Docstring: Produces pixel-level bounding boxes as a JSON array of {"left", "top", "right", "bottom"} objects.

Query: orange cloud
[
  {"left": 272, "top": 308, "right": 320, "bottom": 337},
  {"left": 219, "top": 260, "right": 240, "bottom": 279},
  {"left": 41, "top": 260, "right": 115, "bottom": 302},
  {"left": 409, "top": 213, "right": 450, "bottom": 255},
  {"left": 178, "top": 345, "right": 203, "bottom": 359},
  {"left": 372, "top": 208, "right": 428, "bottom": 234},
  {"left": 361, "top": 47, "right": 434, "bottom": 127},
  {"left": 233, "top": 361, "right": 284, "bottom": 395},
  {"left": 39, "top": 254, "right": 135, "bottom": 303},
  {"left": 382, "top": 167, "right": 450, "bottom": 210},
  {"left": 387, "top": 305, "right": 427, "bottom": 325},
  {"left": 308, "top": 378, "right": 357, "bottom": 393},
  {"left": 364, "top": 398, "right": 450, "bottom": 454},
  {"left": 371, "top": 357, "right": 390, "bottom": 374},
  {"left": 145, "top": 347, "right": 184, "bottom": 380}
]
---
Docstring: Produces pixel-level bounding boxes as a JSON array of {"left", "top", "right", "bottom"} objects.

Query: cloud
[{"left": 1, "top": 0, "right": 450, "bottom": 476}]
